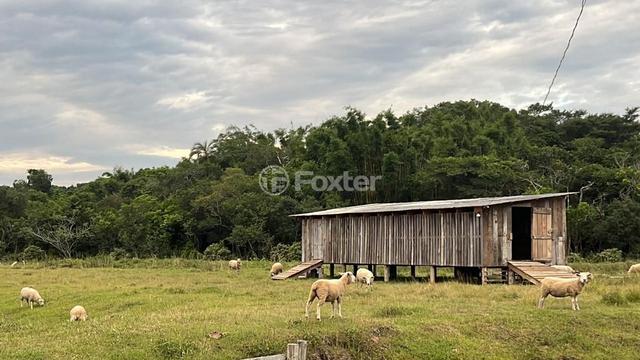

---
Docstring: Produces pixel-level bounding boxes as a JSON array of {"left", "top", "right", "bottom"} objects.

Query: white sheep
[
  {"left": 305, "top": 271, "right": 356, "bottom": 321},
  {"left": 356, "top": 268, "right": 374, "bottom": 290},
  {"left": 20, "top": 287, "right": 45, "bottom": 309},
  {"left": 228, "top": 259, "right": 241, "bottom": 271},
  {"left": 69, "top": 305, "right": 88, "bottom": 321},
  {"left": 10, "top": 261, "right": 18, "bottom": 268},
  {"left": 628, "top": 263, "right": 640, "bottom": 274},
  {"left": 538, "top": 272, "right": 592, "bottom": 311},
  {"left": 551, "top": 265, "right": 576, "bottom": 273},
  {"left": 270, "top": 262, "right": 284, "bottom": 277}
]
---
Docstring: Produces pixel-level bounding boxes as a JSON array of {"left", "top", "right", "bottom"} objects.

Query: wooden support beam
[
  {"left": 373, "top": 265, "right": 377, "bottom": 277},
  {"left": 410, "top": 266, "right": 416, "bottom": 280},
  {"left": 352, "top": 264, "right": 357, "bottom": 274},
  {"left": 329, "top": 263, "right": 335, "bottom": 278},
  {"left": 507, "top": 269, "right": 514, "bottom": 285},
  {"left": 367, "top": 264, "right": 373, "bottom": 272},
  {"left": 384, "top": 265, "right": 390, "bottom": 282},
  {"left": 429, "top": 266, "right": 436, "bottom": 284},
  {"left": 481, "top": 267, "right": 488, "bottom": 285},
  {"left": 297, "top": 340, "right": 308, "bottom": 360},
  {"left": 317, "top": 266, "right": 324, "bottom": 279}
]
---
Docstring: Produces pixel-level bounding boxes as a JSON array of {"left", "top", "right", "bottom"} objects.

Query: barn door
[{"left": 531, "top": 207, "right": 553, "bottom": 261}]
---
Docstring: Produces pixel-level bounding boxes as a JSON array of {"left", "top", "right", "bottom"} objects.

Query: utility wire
[{"left": 542, "top": 0, "right": 587, "bottom": 105}]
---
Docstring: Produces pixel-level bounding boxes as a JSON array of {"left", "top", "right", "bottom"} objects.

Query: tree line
[{"left": 1, "top": 100, "right": 639, "bottom": 261}]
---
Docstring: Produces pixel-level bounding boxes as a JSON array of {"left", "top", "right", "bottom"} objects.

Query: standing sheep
[
  {"left": 628, "top": 263, "right": 640, "bottom": 274},
  {"left": 551, "top": 265, "right": 576, "bottom": 273},
  {"left": 538, "top": 272, "right": 592, "bottom": 311},
  {"left": 69, "top": 305, "right": 88, "bottom": 321},
  {"left": 228, "top": 259, "right": 241, "bottom": 271},
  {"left": 305, "top": 272, "right": 356, "bottom": 321},
  {"left": 356, "top": 268, "right": 374, "bottom": 290},
  {"left": 270, "top": 262, "right": 284, "bottom": 277},
  {"left": 20, "top": 287, "right": 45, "bottom": 309}
]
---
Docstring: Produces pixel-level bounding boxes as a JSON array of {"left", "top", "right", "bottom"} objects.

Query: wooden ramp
[
  {"left": 507, "top": 261, "right": 577, "bottom": 285},
  {"left": 272, "top": 259, "right": 323, "bottom": 280}
]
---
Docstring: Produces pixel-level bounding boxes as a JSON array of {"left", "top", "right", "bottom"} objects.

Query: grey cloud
[{"left": 0, "top": 0, "right": 638, "bottom": 185}]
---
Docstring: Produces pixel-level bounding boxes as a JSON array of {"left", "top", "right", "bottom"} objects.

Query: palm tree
[{"left": 189, "top": 140, "right": 216, "bottom": 161}]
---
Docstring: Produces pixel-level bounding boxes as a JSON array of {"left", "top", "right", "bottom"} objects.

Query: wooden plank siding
[
  {"left": 301, "top": 211, "right": 482, "bottom": 266},
  {"left": 300, "top": 196, "right": 570, "bottom": 268}
]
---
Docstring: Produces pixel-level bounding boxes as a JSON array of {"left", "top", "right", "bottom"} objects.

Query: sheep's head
[
  {"left": 577, "top": 272, "right": 592, "bottom": 284},
  {"left": 342, "top": 271, "right": 356, "bottom": 284},
  {"left": 37, "top": 298, "right": 45, "bottom": 306}
]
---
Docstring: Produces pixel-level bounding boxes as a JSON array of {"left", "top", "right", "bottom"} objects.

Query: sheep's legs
[
  {"left": 316, "top": 300, "right": 325, "bottom": 321},
  {"left": 538, "top": 295, "right": 547, "bottom": 309},
  {"left": 337, "top": 298, "right": 343, "bottom": 318},
  {"left": 305, "top": 298, "right": 314, "bottom": 318},
  {"left": 29, "top": 300, "right": 33, "bottom": 310},
  {"left": 330, "top": 302, "right": 336, "bottom": 319},
  {"left": 571, "top": 296, "right": 580, "bottom": 311}
]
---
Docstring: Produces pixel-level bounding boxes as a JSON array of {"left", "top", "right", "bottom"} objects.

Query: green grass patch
[{"left": 1, "top": 261, "right": 639, "bottom": 359}]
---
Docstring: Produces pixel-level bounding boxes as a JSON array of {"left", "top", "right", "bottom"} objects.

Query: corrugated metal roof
[{"left": 291, "top": 192, "right": 576, "bottom": 217}]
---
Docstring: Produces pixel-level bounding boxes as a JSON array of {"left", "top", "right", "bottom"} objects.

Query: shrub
[
  {"left": 203, "top": 243, "right": 231, "bottom": 260},
  {"left": 567, "top": 252, "right": 585, "bottom": 263},
  {"left": 269, "top": 242, "right": 301, "bottom": 262},
  {"left": 625, "top": 290, "right": 640, "bottom": 303},
  {"left": 109, "top": 248, "right": 130, "bottom": 260},
  {"left": 590, "top": 248, "right": 623, "bottom": 263},
  {"left": 20, "top": 245, "right": 45, "bottom": 261}
]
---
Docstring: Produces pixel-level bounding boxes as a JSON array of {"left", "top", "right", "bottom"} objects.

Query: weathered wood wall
[
  {"left": 300, "top": 196, "right": 568, "bottom": 267},
  {"left": 302, "top": 210, "right": 482, "bottom": 266}
]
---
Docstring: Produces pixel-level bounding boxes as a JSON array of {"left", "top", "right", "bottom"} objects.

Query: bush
[
  {"left": 269, "top": 242, "right": 301, "bottom": 262},
  {"left": 590, "top": 248, "right": 623, "bottom": 263},
  {"left": 109, "top": 248, "right": 130, "bottom": 260},
  {"left": 567, "top": 252, "right": 585, "bottom": 263},
  {"left": 20, "top": 245, "right": 46, "bottom": 261},
  {"left": 203, "top": 243, "right": 231, "bottom": 260}
]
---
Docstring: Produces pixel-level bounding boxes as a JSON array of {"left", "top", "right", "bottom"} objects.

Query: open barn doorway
[{"left": 512, "top": 207, "right": 532, "bottom": 260}]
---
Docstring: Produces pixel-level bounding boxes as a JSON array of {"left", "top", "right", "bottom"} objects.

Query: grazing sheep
[
  {"left": 551, "top": 265, "right": 576, "bottom": 273},
  {"left": 20, "top": 287, "right": 45, "bottom": 309},
  {"left": 270, "top": 262, "right": 284, "bottom": 277},
  {"left": 628, "top": 263, "right": 640, "bottom": 274},
  {"left": 10, "top": 261, "right": 18, "bottom": 268},
  {"left": 356, "top": 268, "right": 374, "bottom": 290},
  {"left": 69, "top": 305, "right": 88, "bottom": 321},
  {"left": 538, "top": 272, "right": 592, "bottom": 311},
  {"left": 228, "top": 259, "right": 241, "bottom": 271},
  {"left": 305, "top": 272, "right": 356, "bottom": 321}
]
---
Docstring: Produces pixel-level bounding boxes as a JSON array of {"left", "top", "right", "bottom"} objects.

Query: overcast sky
[{"left": 1, "top": 0, "right": 638, "bottom": 186}]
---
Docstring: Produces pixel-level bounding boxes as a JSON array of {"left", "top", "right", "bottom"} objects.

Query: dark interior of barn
[{"left": 512, "top": 207, "right": 532, "bottom": 260}]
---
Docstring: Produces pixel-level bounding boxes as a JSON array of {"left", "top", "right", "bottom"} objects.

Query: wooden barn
[{"left": 279, "top": 192, "right": 577, "bottom": 285}]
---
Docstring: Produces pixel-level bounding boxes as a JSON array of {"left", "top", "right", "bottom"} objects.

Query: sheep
[
  {"left": 270, "top": 262, "right": 284, "bottom": 277},
  {"left": 305, "top": 271, "right": 356, "bottom": 321},
  {"left": 551, "top": 265, "right": 576, "bottom": 273},
  {"left": 355, "top": 268, "right": 374, "bottom": 290},
  {"left": 538, "top": 272, "right": 592, "bottom": 311},
  {"left": 228, "top": 259, "right": 241, "bottom": 271},
  {"left": 69, "top": 305, "right": 88, "bottom": 321},
  {"left": 20, "top": 287, "right": 45, "bottom": 309},
  {"left": 10, "top": 261, "right": 18, "bottom": 268},
  {"left": 628, "top": 263, "right": 640, "bottom": 274}
]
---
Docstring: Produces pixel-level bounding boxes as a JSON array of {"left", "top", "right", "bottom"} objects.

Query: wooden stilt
[
  {"left": 507, "top": 269, "right": 514, "bottom": 285},
  {"left": 352, "top": 264, "right": 357, "bottom": 274},
  {"left": 429, "top": 266, "right": 436, "bottom": 284},
  {"left": 481, "top": 267, "right": 488, "bottom": 285},
  {"left": 329, "top": 263, "right": 335, "bottom": 278},
  {"left": 384, "top": 265, "right": 390, "bottom": 282},
  {"left": 410, "top": 266, "right": 416, "bottom": 280}
]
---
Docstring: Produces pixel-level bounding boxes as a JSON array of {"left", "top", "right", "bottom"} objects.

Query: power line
[{"left": 542, "top": 0, "right": 587, "bottom": 106}]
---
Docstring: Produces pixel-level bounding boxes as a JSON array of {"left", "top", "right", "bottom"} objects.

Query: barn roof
[{"left": 291, "top": 192, "right": 576, "bottom": 217}]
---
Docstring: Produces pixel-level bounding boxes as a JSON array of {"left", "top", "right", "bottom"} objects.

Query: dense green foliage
[{"left": 1, "top": 101, "right": 639, "bottom": 259}]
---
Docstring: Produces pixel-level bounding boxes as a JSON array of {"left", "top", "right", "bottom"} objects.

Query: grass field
[{"left": 1, "top": 259, "right": 640, "bottom": 359}]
